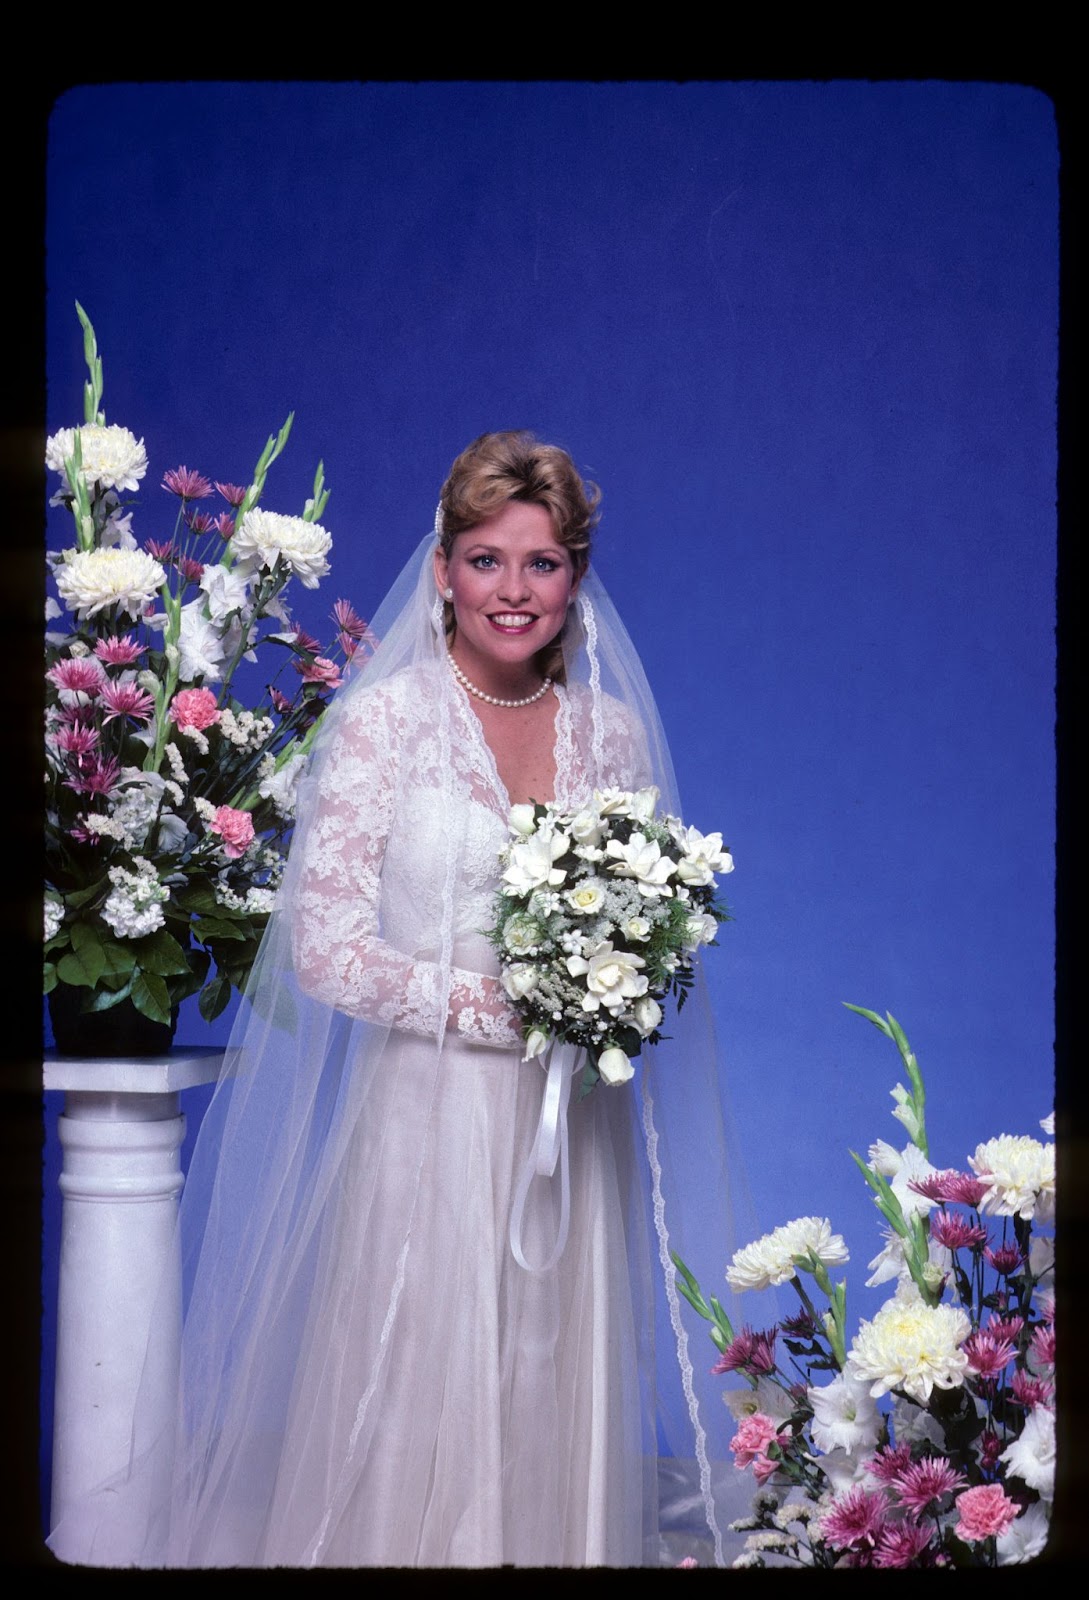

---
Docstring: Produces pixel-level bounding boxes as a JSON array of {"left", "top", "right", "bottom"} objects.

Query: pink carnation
[
  {"left": 296, "top": 655, "right": 343, "bottom": 690},
  {"left": 210, "top": 805, "right": 255, "bottom": 859},
  {"left": 729, "top": 1412, "right": 782, "bottom": 1470},
  {"left": 170, "top": 687, "right": 221, "bottom": 731},
  {"left": 954, "top": 1483, "right": 1020, "bottom": 1543}
]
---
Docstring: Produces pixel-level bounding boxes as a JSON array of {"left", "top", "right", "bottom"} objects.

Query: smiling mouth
[{"left": 487, "top": 613, "right": 537, "bottom": 630}]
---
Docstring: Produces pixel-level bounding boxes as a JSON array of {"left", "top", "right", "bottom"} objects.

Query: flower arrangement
[
  {"left": 673, "top": 1006, "right": 1055, "bottom": 1568},
  {"left": 487, "top": 785, "right": 733, "bottom": 1092},
  {"left": 44, "top": 305, "right": 373, "bottom": 1039}
]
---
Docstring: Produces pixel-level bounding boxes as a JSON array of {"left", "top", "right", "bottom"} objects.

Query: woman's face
[{"left": 434, "top": 500, "right": 579, "bottom": 684}]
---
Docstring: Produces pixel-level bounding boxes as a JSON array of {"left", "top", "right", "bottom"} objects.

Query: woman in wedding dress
[{"left": 50, "top": 433, "right": 748, "bottom": 1567}]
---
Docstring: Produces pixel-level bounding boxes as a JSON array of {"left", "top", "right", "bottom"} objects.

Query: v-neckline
[{"left": 450, "top": 675, "right": 568, "bottom": 817}]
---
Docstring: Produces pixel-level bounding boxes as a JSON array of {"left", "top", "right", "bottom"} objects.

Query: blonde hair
[{"left": 437, "top": 431, "right": 600, "bottom": 682}]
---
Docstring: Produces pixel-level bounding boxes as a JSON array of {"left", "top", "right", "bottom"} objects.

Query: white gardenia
[
  {"left": 46, "top": 423, "right": 148, "bottom": 492},
  {"left": 969, "top": 1134, "right": 1055, "bottom": 1223},
  {"left": 508, "top": 803, "right": 537, "bottom": 837},
  {"left": 231, "top": 508, "right": 332, "bottom": 588},
  {"left": 999, "top": 1404, "right": 1055, "bottom": 1500},
  {"left": 55, "top": 547, "right": 166, "bottom": 620},
  {"left": 726, "top": 1217, "right": 850, "bottom": 1293},
  {"left": 673, "top": 824, "right": 734, "bottom": 886},
  {"left": 847, "top": 1296, "right": 971, "bottom": 1404},
  {"left": 807, "top": 1371, "right": 883, "bottom": 1454},
  {"left": 502, "top": 963, "right": 540, "bottom": 1001},
  {"left": 568, "top": 942, "right": 648, "bottom": 1014},
  {"left": 632, "top": 996, "right": 663, "bottom": 1037},
  {"left": 503, "top": 830, "right": 567, "bottom": 895},
  {"left": 597, "top": 1046, "right": 634, "bottom": 1085},
  {"left": 605, "top": 832, "right": 676, "bottom": 898}
]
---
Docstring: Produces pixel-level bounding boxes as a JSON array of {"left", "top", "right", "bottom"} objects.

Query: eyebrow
[{"left": 461, "top": 543, "right": 567, "bottom": 558}]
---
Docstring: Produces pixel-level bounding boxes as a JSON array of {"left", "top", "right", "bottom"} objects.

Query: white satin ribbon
[{"left": 509, "top": 1039, "right": 584, "bottom": 1274}]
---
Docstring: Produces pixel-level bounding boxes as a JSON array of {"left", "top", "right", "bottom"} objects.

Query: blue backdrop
[{"left": 41, "top": 81, "right": 1057, "bottom": 1531}]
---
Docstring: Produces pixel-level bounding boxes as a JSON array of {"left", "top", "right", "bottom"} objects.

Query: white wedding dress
[{"left": 252, "top": 665, "right": 655, "bottom": 1566}]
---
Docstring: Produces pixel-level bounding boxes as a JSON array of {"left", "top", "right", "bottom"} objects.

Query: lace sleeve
[{"left": 291, "top": 687, "right": 521, "bottom": 1050}]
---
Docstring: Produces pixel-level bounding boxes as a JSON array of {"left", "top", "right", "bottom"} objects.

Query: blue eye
[
  {"left": 532, "top": 558, "right": 560, "bottom": 571},
  {"left": 470, "top": 554, "right": 497, "bottom": 569}
]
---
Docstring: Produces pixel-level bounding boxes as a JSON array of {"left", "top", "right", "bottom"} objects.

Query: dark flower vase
[{"left": 47, "top": 986, "right": 178, "bottom": 1058}]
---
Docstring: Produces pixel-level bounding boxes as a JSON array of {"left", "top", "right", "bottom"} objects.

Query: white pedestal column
[{"left": 44, "top": 1049, "right": 222, "bottom": 1564}]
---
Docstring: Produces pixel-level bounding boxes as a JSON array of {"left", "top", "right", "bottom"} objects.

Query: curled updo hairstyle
[{"left": 437, "top": 431, "right": 600, "bottom": 684}]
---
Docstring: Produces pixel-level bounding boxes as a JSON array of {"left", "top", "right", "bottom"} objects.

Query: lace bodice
[{"left": 293, "top": 663, "right": 648, "bottom": 1047}]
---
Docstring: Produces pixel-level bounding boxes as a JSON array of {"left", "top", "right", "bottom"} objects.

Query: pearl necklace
[{"left": 447, "top": 652, "right": 552, "bottom": 708}]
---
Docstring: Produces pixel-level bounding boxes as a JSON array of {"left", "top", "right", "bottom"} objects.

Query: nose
[{"left": 497, "top": 565, "right": 530, "bottom": 603}]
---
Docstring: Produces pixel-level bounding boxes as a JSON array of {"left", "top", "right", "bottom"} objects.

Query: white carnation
[
  {"left": 55, "top": 547, "right": 165, "bottom": 620},
  {"left": 231, "top": 509, "right": 332, "bottom": 588},
  {"left": 847, "top": 1296, "right": 970, "bottom": 1404},
  {"left": 45, "top": 423, "right": 148, "bottom": 492},
  {"left": 726, "top": 1217, "right": 849, "bottom": 1293},
  {"left": 44, "top": 896, "right": 64, "bottom": 941},
  {"left": 969, "top": 1134, "right": 1055, "bottom": 1223}
]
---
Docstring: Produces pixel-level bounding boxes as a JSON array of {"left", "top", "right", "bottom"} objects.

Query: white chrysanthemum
[
  {"left": 847, "top": 1296, "right": 970, "bottom": 1404},
  {"left": 44, "top": 896, "right": 64, "bottom": 941},
  {"left": 726, "top": 1217, "right": 849, "bottom": 1293},
  {"left": 997, "top": 1500, "right": 1050, "bottom": 1564},
  {"left": 1000, "top": 1405, "right": 1055, "bottom": 1500},
  {"left": 807, "top": 1372, "right": 883, "bottom": 1454},
  {"left": 969, "top": 1134, "right": 1055, "bottom": 1223},
  {"left": 231, "top": 509, "right": 331, "bottom": 589},
  {"left": 45, "top": 423, "right": 148, "bottom": 492},
  {"left": 55, "top": 547, "right": 165, "bottom": 620}
]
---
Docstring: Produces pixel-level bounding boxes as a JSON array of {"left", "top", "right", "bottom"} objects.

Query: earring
[{"left": 443, "top": 588, "right": 453, "bottom": 601}]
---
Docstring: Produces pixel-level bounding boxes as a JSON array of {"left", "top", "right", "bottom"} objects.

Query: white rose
[
  {"left": 569, "top": 807, "right": 605, "bottom": 845},
  {"left": 503, "top": 964, "right": 540, "bottom": 1001},
  {"left": 632, "top": 996, "right": 663, "bottom": 1036},
  {"left": 522, "top": 1027, "right": 549, "bottom": 1063},
  {"left": 623, "top": 915, "right": 652, "bottom": 941},
  {"left": 683, "top": 912, "right": 718, "bottom": 949},
  {"left": 564, "top": 880, "right": 606, "bottom": 915},
  {"left": 592, "top": 787, "right": 631, "bottom": 816},
  {"left": 508, "top": 803, "right": 536, "bottom": 837},
  {"left": 627, "top": 785, "right": 660, "bottom": 823},
  {"left": 597, "top": 1046, "right": 634, "bottom": 1085}
]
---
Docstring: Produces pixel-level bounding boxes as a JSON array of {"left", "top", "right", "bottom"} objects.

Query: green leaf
[
  {"left": 130, "top": 928, "right": 191, "bottom": 976},
  {"left": 63, "top": 883, "right": 105, "bottom": 912},
  {"left": 131, "top": 970, "right": 171, "bottom": 1024},
  {"left": 57, "top": 933, "right": 105, "bottom": 989},
  {"left": 198, "top": 974, "right": 231, "bottom": 1023},
  {"left": 87, "top": 979, "right": 135, "bottom": 1011},
  {"left": 99, "top": 938, "right": 137, "bottom": 979},
  {"left": 172, "top": 883, "right": 221, "bottom": 914},
  {"left": 192, "top": 916, "right": 248, "bottom": 943},
  {"left": 842, "top": 1001, "right": 895, "bottom": 1040},
  {"left": 43, "top": 962, "right": 57, "bottom": 994}
]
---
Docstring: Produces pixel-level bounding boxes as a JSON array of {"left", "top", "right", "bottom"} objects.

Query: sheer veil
[{"left": 48, "top": 526, "right": 756, "bottom": 1567}]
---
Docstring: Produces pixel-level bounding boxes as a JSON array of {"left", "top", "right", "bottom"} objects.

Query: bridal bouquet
[
  {"left": 44, "top": 305, "right": 373, "bottom": 1035},
  {"left": 487, "top": 785, "right": 733, "bottom": 1093},
  {"left": 674, "top": 1006, "right": 1055, "bottom": 1568}
]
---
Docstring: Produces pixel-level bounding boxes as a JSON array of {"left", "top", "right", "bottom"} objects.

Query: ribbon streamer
[{"left": 509, "top": 1040, "right": 584, "bottom": 1274}]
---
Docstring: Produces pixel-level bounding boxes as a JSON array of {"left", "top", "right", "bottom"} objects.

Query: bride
[{"left": 52, "top": 432, "right": 746, "bottom": 1567}]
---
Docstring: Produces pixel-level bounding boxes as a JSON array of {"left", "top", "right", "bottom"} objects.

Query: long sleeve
[{"left": 291, "top": 682, "right": 522, "bottom": 1049}]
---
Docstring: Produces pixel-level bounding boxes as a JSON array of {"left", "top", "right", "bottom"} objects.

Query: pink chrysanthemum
[
  {"left": 94, "top": 634, "right": 145, "bottom": 666},
  {"left": 675, "top": 1556, "right": 699, "bottom": 1569},
  {"left": 64, "top": 755, "right": 121, "bottom": 797},
  {"left": 987, "top": 1313, "right": 1025, "bottom": 1344},
  {"left": 295, "top": 655, "right": 343, "bottom": 690},
  {"left": 1029, "top": 1323, "right": 1056, "bottom": 1371},
  {"left": 214, "top": 513, "right": 235, "bottom": 540},
  {"left": 269, "top": 687, "right": 293, "bottom": 714},
  {"left": 170, "top": 687, "right": 221, "bottom": 732},
  {"left": 339, "top": 631, "right": 360, "bottom": 659},
  {"left": 979, "top": 1429, "right": 1003, "bottom": 1470},
  {"left": 865, "top": 1441, "right": 914, "bottom": 1485},
  {"left": 162, "top": 466, "right": 213, "bottom": 500},
  {"left": 779, "top": 1309, "right": 819, "bottom": 1339},
  {"left": 985, "top": 1242, "right": 1025, "bottom": 1276},
  {"left": 963, "top": 1329, "right": 1016, "bottom": 1380},
  {"left": 872, "top": 1519, "right": 938, "bottom": 1568},
  {"left": 145, "top": 539, "right": 175, "bottom": 563},
  {"left": 291, "top": 627, "right": 323, "bottom": 656},
  {"left": 47, "top": 657, "right": 105, "bottom": 697},
  {"left": 818, "top": 1486, "right": 887, "bottom": 1551},
  {"left": 176, "top": 555, "right": 206, "bottom": 585},
  {"left": 332, "top": 598, "right": 368, "bottom": 638},
  {"left": 215, "top": 481, "right": 247, "bottom": 506},
  {"left": 712, "top": 1326, "right": 778, "bottom": 1377},
  {"left": 954, "top": 1483, "right": 1020, "bottom": 1543},
  {"left": 1011, "top": 1370, "right": 1055, "bottom": 1410},
  {"left": 890, "top": 1455, "right": 966, "bottom": 1516},
  {"left": 910, "top": 1170, "right": 988, "bottom": 1208},
  {"left": 54, "top": 724, "right": 100, "bottom": 761},
  {"left": 729, "top": 1412, "right": 783, "bottom": 1470},
  {"left": 184, "top": 509, "right": 216, "bottom": 536},
  {"left": 100, "top": 681, "right": 156, "bottom": 725},
  {"left": 929, "top": 1210, "right": 988, "bottom": 1251}
]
